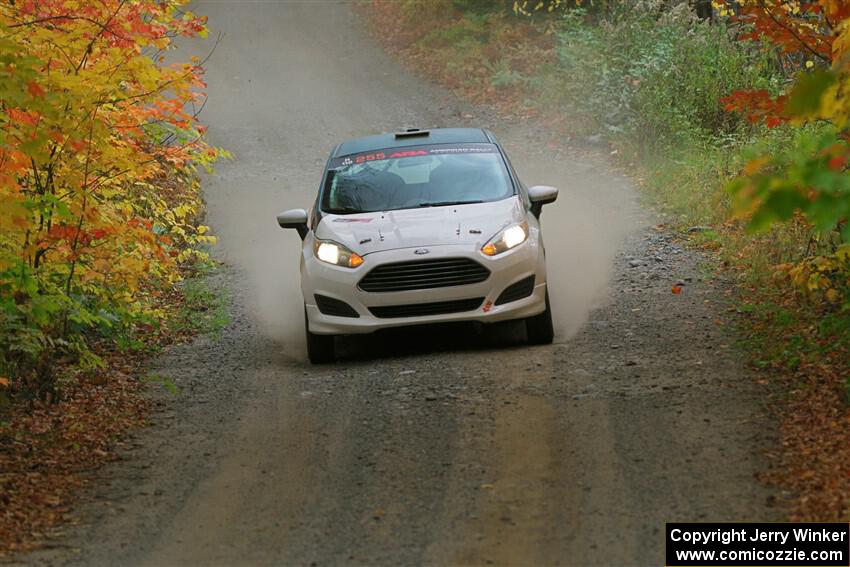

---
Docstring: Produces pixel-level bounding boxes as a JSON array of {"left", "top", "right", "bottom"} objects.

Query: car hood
[{"left": 315, "top": 197, "right": 526, "bottom": 255}]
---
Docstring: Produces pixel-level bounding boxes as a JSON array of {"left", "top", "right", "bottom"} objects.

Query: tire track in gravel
[{"left": 21, "top": 2, "right": 779, "bottom": 566}]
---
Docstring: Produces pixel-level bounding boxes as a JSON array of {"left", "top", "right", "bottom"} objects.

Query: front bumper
[{"left": 301, "top": 241, "right": 547, "bottom": 335}]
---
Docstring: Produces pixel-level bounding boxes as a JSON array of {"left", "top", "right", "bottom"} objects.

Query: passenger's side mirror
[
  {"left": 528, "top": 185, "right": 558, "bottom": 218},
  {"left": 277, "top": 208, "right": 309, "bottom": 239}
]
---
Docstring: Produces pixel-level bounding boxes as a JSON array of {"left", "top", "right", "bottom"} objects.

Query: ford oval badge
[{"left": 414, "top": 248, "right": 430, "bottom": 255}]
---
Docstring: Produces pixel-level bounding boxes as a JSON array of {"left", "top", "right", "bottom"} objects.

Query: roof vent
[{"left": 394, "top": 127, "right": 430, "bottom": 138}]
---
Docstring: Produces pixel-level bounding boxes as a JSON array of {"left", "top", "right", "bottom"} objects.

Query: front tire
[
  {"left": 525, "top": 289, "right": 554, "bottom": 345},
  {"left": 305, "top": 308, "right": 335, "bottom": 364}
]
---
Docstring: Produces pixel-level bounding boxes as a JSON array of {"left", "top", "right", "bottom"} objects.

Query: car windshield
[{"left": 321, "top": 144, "right": 514, "bottom": 214}]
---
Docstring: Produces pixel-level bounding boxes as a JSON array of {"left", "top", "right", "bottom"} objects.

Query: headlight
[
  {"left": 313, "top": 239, "right": 364, "bottom": 268},
  {"left": 481, "top": 222, "right": 528, "bottom": 256}
]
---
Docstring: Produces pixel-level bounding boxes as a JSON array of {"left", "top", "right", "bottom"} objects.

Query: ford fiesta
[{"left": 277, "top": 127, "right": 559, "bottom": 363}]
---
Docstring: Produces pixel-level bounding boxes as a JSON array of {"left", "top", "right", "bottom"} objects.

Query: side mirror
[
  {"left": 277, "top": 208, "right": 309, "bottom": 239},
  {"left": 528, "top": 185, "right": 558, "bottom": 218}
]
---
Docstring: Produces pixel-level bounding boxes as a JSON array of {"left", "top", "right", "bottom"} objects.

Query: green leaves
[
  {"left": 729, "top": 128, "right": 850, "bottom": 234},
  {"left": 728, "top": 126, "right": 850, "bottom": 307},
  {"left": 748, "top": 189, "right": 810, "bottom": 232},
  {"left": 731, "top": 128, "right": 850, "bottom": 236},
  {"left": 786, "top": 70, "right": 836, "bottom": 118}
]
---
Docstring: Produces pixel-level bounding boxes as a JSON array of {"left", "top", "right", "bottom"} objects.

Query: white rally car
[{"left": 277, "top": 128, "right": 558, "bottom": 363}]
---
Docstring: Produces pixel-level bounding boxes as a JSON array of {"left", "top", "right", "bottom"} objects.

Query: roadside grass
[
  {"left": 171, "top": 263, "right": 231, "bottom": 340},
  {"left": 360, "top": 1, "right": 850, "bottom": 520},
  {"left": 143, "top": 373, "right": 181, "bottom": 396}
]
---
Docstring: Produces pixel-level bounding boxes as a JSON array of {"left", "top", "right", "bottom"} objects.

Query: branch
[
  {"left": 75, "top": 0, "right": 128, "bottom": 73},
  {"left": 757, "top": 0, "right": 831, "bottom": 64}
]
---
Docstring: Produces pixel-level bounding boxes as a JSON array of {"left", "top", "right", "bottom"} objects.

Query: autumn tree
[
  {"left": 0, "top": 0, "right": 223, "bottom": 399},
  {"left": 718, "top": 0, "right": 850, "bottom": 304}
]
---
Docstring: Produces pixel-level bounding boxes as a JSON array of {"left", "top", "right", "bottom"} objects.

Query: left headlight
[
  {"left": 313, "top": 239, "right": 364, "bottom": 268},
  {"left": 481, "top": 221, "right": 528, "bottom": 257}
]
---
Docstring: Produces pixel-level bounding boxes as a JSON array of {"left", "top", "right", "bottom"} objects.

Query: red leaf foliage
[{"left": 721, "top": 89, "right": 789, "bottom": 127}]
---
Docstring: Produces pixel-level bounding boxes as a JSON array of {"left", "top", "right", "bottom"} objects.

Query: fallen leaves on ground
[
  {"left": 0, "top": 266, "right": 211, "bottom": 555},
  {"left": 750, "top": 305, "right": 850, "bottom": 521},
  {"left": 0, "top": 364, "right": 148, "bottom": 555}
]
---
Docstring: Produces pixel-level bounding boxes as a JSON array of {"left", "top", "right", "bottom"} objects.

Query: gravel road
[{"left": 23, "top": 2, "right": 778, "bottom": 566}]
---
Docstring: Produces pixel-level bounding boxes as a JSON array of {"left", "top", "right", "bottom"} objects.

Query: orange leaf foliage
[{"left": 0, "top": 1, "right": 225, "bottom": 395}]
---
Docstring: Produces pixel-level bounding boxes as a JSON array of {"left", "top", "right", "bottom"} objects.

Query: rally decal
[{"left": 330, "top": 143, "right": 497, "bottom": 169}]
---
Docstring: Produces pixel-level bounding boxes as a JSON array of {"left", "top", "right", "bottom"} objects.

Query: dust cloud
[
  {"left": 507, "top": 144, "right": 640, "bottom": 339},
  {"left": 200, "top": 156, "right": 309, "bottom": 351}
]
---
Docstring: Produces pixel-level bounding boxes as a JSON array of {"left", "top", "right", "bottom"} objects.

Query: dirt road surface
[{"left": 24, "top": 2, "right": 778, "bottom": 566}]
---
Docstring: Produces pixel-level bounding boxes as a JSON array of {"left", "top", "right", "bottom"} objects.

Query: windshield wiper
[{"left": 418, "top": 200, "right": 484, "bottom": 208}]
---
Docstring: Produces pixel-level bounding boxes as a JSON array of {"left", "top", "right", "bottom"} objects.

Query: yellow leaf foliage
[{"left": 0, "top": 1, "right": 225, "bottom": 380}]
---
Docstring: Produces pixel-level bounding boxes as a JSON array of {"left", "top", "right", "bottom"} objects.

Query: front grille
[
  {"left": 495, "top": 275, "right": 536, "bottom": 305},
  {"left": 369, "top": 297, "right": 485, "bottom": 319},
  {"left": 314, "top": 294, "right": 359, "bottom": 318},
  {"left": 358, "top": 257, "right": 490, "bottom": 293}
]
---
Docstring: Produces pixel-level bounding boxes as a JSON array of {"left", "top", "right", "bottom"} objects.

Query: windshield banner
[{"left": 330, "top": 143, "right": 498, "bottom": 169}]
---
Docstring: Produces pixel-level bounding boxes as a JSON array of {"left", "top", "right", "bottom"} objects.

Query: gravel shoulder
[{"left": 20, "top": 2, "right": 778, "bottom": 566}]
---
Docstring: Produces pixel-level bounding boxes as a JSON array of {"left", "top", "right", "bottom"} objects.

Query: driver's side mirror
[
  {"left": 528, "top": 185, "right": 558, "bottom": 218},
  {"left": 277, "top": 208, "right": 309, "bottom": 239}
]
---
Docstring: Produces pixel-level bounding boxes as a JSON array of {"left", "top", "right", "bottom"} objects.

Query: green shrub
[
  {"left": 419, "top": 12, "right": 491, "bottom": 48},
  {"left": 555, "top": 7, "right": 780, "bottom": 153}
]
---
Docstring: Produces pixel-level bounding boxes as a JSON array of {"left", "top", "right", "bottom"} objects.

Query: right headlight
[
  {"left": 313, "top": 239, "right": 364, "bottom": 268},
  {"left": 481, "top": 221, "right": 528, "bottom": 257}
]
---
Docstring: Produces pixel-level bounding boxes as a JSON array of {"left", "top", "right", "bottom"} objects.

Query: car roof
[{"left": 333, "top": 128, "right": 493, "bottom": 158}]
